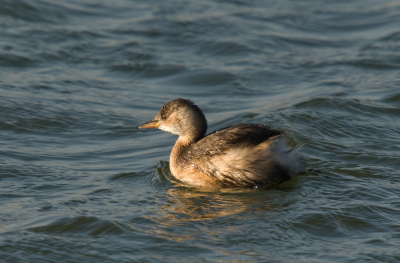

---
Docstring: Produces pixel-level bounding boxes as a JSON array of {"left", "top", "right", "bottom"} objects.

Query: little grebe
[{"left": 139, "top": 98, "right": 302, "bottom": 189}]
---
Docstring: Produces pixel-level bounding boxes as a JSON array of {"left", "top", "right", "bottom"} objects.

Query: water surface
[{"left": 1, "top": 0, "right": 400, "bottom": 262}]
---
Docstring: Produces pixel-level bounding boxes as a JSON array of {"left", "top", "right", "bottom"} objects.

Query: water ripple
[
  {"left": 1, "top": 0, "right": 400, "bottom": 262},
  {"left": 28, "top": 216, "right": 126, "bottom": 236}
]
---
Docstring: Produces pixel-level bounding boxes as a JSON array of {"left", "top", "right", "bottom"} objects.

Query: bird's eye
[{"left": 162, "top": 114, "right": 166, "bottom": 119}]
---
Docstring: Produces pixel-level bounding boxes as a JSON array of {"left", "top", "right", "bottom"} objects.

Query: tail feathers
[
  {"left": 271, "top": 140, "right": 304, "bottom": 174},
  {"left": 284, "top": 142, "right": 306, "bottom": 154}
]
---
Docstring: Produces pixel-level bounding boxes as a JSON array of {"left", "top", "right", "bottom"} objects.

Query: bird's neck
[{"left": 169, "top": 134, "right": 201, "bottom": 175}]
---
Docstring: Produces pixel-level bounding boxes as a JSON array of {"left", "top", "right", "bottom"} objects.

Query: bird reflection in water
[{"left": 151, "top": 160, "right": 296, "bottom": 222}]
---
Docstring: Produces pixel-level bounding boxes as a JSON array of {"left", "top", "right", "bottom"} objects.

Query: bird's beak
[{"left": 139, "top": 119, "right": 161, "bottom": 129}]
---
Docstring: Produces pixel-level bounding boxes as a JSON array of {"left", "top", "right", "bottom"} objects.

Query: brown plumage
[{"left": 139, "top": 98, "right": 302, "bottom": 189}]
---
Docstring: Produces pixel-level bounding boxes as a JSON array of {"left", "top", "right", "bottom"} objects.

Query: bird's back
[{"left": 179, "top": 124, "right": 298, "bottom": 188}]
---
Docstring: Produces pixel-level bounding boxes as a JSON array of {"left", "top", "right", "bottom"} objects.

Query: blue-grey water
[{"left": 1, "top": 0, "right": 400, "bottom": 262}]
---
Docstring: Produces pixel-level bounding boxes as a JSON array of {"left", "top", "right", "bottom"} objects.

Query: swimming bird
[{"left": 139, "top": 98, "right": 302, "bottom": 189}]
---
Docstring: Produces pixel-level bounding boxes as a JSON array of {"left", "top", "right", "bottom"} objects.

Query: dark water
[{"left": 1, "top": 0, "right": 400, "bottom": 262}]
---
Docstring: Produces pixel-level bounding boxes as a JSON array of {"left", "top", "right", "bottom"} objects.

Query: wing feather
[{"left": 181, "top": 124, "right": 287, "bottom": 187}]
